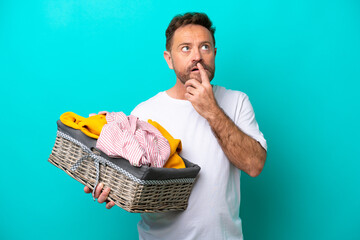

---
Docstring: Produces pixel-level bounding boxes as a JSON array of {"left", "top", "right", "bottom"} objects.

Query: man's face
[{"left": 164, "top": 24, "right": 217, "bottom": 84}]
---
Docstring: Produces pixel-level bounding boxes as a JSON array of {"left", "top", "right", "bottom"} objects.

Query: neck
[{"left": 166, "top": 78, "right": 187, "bottom": 100}]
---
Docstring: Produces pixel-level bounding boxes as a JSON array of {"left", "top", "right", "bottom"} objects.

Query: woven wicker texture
[{"left": 49, "top": 135, "right": 195, "bottom": 213}]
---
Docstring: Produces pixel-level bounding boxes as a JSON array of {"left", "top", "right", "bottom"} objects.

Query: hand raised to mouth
[{"left": 184, "top": 63, "right": 220, "bottom": 120}]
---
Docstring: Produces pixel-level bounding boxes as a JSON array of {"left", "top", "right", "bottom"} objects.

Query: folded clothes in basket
[
  {"left": 60, "top": 112, "right": 107, "bottom": 139},
  {"left": 96, "top": 112, "right": 170, "bottom": 168},
  {"left": 148, "top": 119, "right": 185, "bottom": 169},
  {"left": 60, "top": 111, "right": 185, "bottom": 169},
  {"left": 48, "top": 120, "right": 201, "bottom": 213}
]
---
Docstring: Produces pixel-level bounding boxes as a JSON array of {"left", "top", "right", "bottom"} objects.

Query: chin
[{"left": 189, "top": 73, "right": 202, "bottom": 82}]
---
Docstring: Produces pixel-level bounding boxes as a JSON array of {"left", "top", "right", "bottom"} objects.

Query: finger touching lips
[
  {"left": 197, "top": 63, "right": 209, "bottom": 81},
  {"left": 197, "top": 62, "right": 205, "bottom": 70}
]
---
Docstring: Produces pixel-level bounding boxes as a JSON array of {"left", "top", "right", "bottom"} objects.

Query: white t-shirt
[{"left": 131, "top": 85, "right": 267, "bottom": 240}]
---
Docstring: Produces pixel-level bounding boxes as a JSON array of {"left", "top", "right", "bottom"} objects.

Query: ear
[
  {"left": 214, "top": 48, "right": 217, "bottom": 57},
  {"left": 164, "top": 51, "right": 174, "bottom": 70}
]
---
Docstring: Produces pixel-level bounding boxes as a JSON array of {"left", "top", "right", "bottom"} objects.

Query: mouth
[{"left": 191, "top": 67, "right": 199, "bottom": 72}]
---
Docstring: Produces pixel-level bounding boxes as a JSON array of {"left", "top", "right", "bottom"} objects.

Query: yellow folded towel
[
  {"left": 60, "top": 112, "right": 107, "bottom": 139},
  {"left": 148, "top": 119, "right": 185, "bottom": 169}
]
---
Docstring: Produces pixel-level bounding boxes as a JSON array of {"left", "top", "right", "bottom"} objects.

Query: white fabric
[{"left": 131, "top": 85, "right": 267, "bottom": 240}]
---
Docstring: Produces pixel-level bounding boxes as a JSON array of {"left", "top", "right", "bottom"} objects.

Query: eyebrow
[
  {"left": 200, "top": 41, "right": 213, "bottom": 45},
  {"left": 177, "top": 42, "right": 191, "bottom": 48},
  {"left": 177, "top": 41, "right": 213, "bottom": 48}
]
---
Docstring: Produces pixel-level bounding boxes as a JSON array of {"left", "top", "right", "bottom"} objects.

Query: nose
[{"left": 192, "top": 48, "right": 202, "bottom": 63}]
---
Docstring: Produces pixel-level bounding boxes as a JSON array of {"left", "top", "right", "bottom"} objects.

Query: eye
[
  {"left": 201, "top": 45, "right": 209, "bottom": 50},
  {"left": 181, "top": 46, "right": 190, "bottom": 52}
]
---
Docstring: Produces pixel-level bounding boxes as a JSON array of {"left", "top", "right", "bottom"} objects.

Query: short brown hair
[{"left": 165, "top": 12, "right": 216, "bottom": 51}]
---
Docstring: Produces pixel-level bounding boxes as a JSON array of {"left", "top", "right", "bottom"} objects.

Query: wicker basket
[{"left": 48, "top": 120, "right": 200, "bottom": 213}]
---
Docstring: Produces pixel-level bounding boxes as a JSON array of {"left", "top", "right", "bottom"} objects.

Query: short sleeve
[{"left": 235, "top": 93, "right": 267, "bottom": 151}]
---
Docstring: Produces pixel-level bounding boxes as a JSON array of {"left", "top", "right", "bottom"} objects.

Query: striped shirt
[{"left": 96, "top": 112, "right": 170, "bottom": 168}]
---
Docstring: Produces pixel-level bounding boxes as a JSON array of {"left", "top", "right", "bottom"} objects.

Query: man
[{"left": 85, "top": 12, "right": 267, "bottom": 239}]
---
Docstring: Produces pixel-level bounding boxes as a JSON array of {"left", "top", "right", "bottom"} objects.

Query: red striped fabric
[{"left": 96, "top": 112, "right": 170, "bottom": 168}]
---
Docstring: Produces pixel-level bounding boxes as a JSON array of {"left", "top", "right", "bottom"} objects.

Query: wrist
[{"left": 206, "top": 105, "right": 225, "bottom": 124}]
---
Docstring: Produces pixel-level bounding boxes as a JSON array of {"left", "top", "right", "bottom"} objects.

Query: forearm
[
  {"left": 206, "top": 107, "right": 267, "bottom": 177},
  {"left": 183, "top": 64, "right": 266, "bottom": 176}
]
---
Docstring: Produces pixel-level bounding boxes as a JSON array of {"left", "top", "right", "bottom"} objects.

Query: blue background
[{"left": 1, "top": 0, "right": 359, "bottom": 239}]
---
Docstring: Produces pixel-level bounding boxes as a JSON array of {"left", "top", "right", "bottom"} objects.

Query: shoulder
[
  {"left": 131, "top": 92, "right": 165, "bottom": 119},
  {"left": 213, "top": 85, "right": 248, "bottom": 106},
  {"left": 213, "top": 85, "right": 247, "bottom": 98},
  {"left": 132, "top": 92, "right": 161, "bottom": 109}
]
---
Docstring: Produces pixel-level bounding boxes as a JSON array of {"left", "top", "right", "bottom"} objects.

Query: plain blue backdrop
[{"left": 1, "top": 0, "right": 359, "bottom": 239}]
